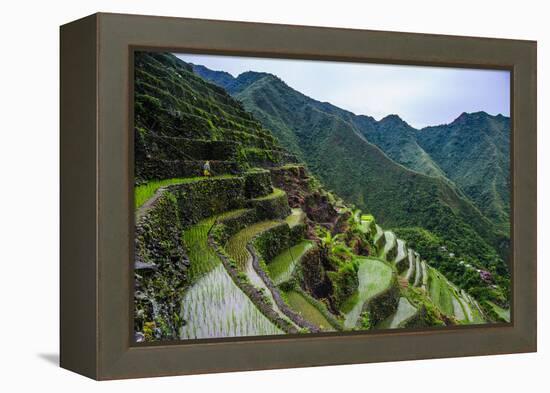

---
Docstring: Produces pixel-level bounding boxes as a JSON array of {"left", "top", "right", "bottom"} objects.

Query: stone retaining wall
[
  {"left": 362, "top": 275, "right": 400, "bottom": 326},
  {"left": 147, "top": 134, "right": 239, "bottom": 161},
  {"left": 134, "top": 191, "right": 189, "bottom": 341},
  {"left": 136, "top": 158, "right": 240, "bottom": 183},
  {"left": 244, "top": 170, "right": 273, "bottom": 198},
  {"left": 170, "top": 177, "right": 246, "bottom": 226},
  {"left": 247, "top": 190, "right": 291, "bottom": 220}
]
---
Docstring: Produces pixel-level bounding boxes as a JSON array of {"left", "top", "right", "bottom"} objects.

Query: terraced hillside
[
  {"left": 134, "top": 52, "right": 297, "bottom": 186},
  {"left": 133, "top": 52, "right": 508, "bottom": 343},
  {"left": 194, "top": 61, "right": 511, "bottom": 317},
  {"left": 193, "top": 65, "right": 508, "bottom": 272}
]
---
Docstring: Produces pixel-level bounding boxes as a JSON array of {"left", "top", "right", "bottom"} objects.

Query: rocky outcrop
[
  {"left": 300, "top": 248, "right": 333, "bottom": 300},
  {"left": 171, "top": 177, "right": 246, "bottom": 225},
  {"left": 304, "top": 191, "right": 338, "bottom": 225},
  {"left": 134, "top": 191, "right": 189, "bottom": 341},
  {"left": 244, "top": 169, "right": 273, "bottom": 198},
  {"left": 362, "top": 277, "right": 400, "bottom": 326},
  {"left": 270, "top": 165, "right": 309, "bottom": 207}
]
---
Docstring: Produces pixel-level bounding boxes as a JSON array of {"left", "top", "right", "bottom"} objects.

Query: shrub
[{"left": 327, "top": 262, "right": 359, "bottom": 309}]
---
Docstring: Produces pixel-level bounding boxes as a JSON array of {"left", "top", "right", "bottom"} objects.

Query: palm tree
[
  {"left": 320, "top": 230, "right": 350, "bottom": 257},
  {"left": 331, "top": 243, "right": 354, "bottom": 260}
]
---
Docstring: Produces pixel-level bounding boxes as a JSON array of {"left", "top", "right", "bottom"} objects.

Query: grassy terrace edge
[
  {"left": 135, "top": 175, "right": 236, "bottom": 208},
  {"left": 209, "top": 212, "right": 300, "bottom": 334}
]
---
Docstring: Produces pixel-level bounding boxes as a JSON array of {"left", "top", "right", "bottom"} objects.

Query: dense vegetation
[
  {"left": 358, "top": 114, "right": 446, "bottom": 178},
  {"left": 416, "top": 112, "right": 511, "bottom": 233},
  {"left": 193, "top": 66, "right": 509, "bottom": 268},
  {"left": 196, "top": 64, "right": 510, "bottom": 236},
  {"left": 133, "top": 52, "right": 511, "bottom": 343}
]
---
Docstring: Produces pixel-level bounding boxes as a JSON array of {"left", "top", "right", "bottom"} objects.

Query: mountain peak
[
  {"left": 191, "top": 63, "right": 234, "bottom": 79},
  {"left": 454, "top": 111, "right": 491, "bottom": 124},
  {"left": 463, "top": 110, "right": 489, "bottom": 117},
  {"left": 380, "top": 114, "right": 402, "bottom": 122},
  {"left": 191, "top": 63, "right": 235, "bottom": 88},
  {"left": 378, "top": 114, "right": 414, "bottom": 129},
  {"left": 236, "top": 71, "right": 282, "bottom": 85},
  {"left": 237, "top": 70, "right": 271, "bottom": 79}
]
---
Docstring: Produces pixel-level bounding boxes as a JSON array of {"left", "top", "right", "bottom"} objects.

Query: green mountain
[
  {"left": 352, "top": 110, "right": 510, "bottom": 234},
  {"left": 190, "top": 64, "right": 235, "bottom": 90},
  {"left": 415, "top": 112, "right": 511, "bottom": 232},
  {"left": 134, "top": 52, "right": 508, "bottom": 342},
  {"left": 354, "top": 111, "right": 510, "bottom": 234},
  {"left": 358, "top": 114, "right": 447, "bottom": 178},
  {"left": 193, "top": 66, "right": 511, "bottom": 235},
  {"left": 192, "top": 66, "right": 445, "bottom": 179},
  {"left": 193, "top": 66, "right": 507, "bottom": 269}
]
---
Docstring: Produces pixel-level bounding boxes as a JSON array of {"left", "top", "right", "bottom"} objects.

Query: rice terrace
[{"left": 133, "top": 52, "right": 511, "bottom": 342}]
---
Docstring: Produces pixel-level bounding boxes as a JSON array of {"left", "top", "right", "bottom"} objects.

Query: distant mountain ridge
[
  {"left": 359, "top": 113, "right": 447, "bottom": 178},
  {"left": 416, "top": 112, "right": 510, "bottom": 232},
  {"left": 192, "top": 63, "right": 509, "bottom": 269},
  {"left": 132, "top": 52, "right": 511, "bottom": 343},
  {"left": 193, "top": 64, "right": 510, "bottom": 234}
]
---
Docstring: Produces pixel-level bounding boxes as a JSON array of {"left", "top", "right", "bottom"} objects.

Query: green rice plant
[
  {"left": 426, "top": 266, "right": 486, "bottom": 323},
  {"left": 380, "top": 231, "right": 397, "bottom": 260},
  {"left": 224, "top": 220, "right": 298, "bottom": 327},
  {"left": 427, "top": 268, "right": 454, "bottom": 315},
  {"left": 183, "top": 218, "right": 218, "bottom": 282},
  {"left": 180, "top": 264, "right": 283, "bottom": 339},
  {"left": 284, "top": 208, "right": 305, "bottom": 228},
  {"left": 283, "top": 290, "right": 334, "bottom": 331},
  {"left": 224, "top": 220, "right": 282, "bottom": 268},
  {"left": 484, "top": 300, "right": 510, "bottom": 322},
  {"left": 183, "top": 209, "right": 249, "bottom": 282},
  {"left": 377, "top": 297, "right": 418, "bottom": 329},
  {"left": 460, "top": 290, "right": 486, "bottom": 323},
  {"left": 268, "top": 240, "right": 314, "bottom": 285},
  {"left": 180, "top": 209, "right": 284, "bottom": 339},
  {"left": 343, "top": 257, "right": 393, "bottom": 329}
]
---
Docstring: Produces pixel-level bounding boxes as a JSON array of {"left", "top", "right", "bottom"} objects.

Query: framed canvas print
[{"left": 60, "top": 13, "right": 537, "bottom": 380}]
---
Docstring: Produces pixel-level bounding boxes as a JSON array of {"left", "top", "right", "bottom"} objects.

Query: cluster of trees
[{"left": 394, "top": 226, "right": 510, "bottom": 307}]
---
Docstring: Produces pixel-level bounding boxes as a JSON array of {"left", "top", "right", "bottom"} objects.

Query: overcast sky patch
[{"left": 175, "top": 53, "right": 510, "bottom": 129}]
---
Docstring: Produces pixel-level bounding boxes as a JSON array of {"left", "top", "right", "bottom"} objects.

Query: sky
[{"left": 176, "top": 53, "right": 510, "bottom": 129}]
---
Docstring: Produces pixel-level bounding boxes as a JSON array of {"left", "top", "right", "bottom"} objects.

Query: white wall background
[{"left": 0, "top": 0, "right": 546, "bottom": 390}]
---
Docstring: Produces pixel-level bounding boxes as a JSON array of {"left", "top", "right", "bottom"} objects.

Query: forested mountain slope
[
  {"left": 416, "top": 112, "right": 511, "bottom": 232},
  {"left": 357, "top": 114, "right": 447, "bottom": 178},
  {"left": 193, "top": 65, "right": 508, "bottom": 268},
  {"left": 353, "top": 110, "right": 511, "bottom": 234},
  {"left": 193, "top": 64, "right": 510, "bottom": 235},
  {"left": 193, "top": 65, "right": 448, "bottom": 179},
  {"left": 133, "top": 52, "right": 510, "bottom": 343}
]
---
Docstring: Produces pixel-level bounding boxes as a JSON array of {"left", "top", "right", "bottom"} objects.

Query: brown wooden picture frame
[{"left": 60, "top": 12, "right": 537, "bottom": 380}]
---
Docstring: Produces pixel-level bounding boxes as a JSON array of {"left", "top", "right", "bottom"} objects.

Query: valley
[{"left": 133, "top": 52, "right": 510, "bottom": 343}]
